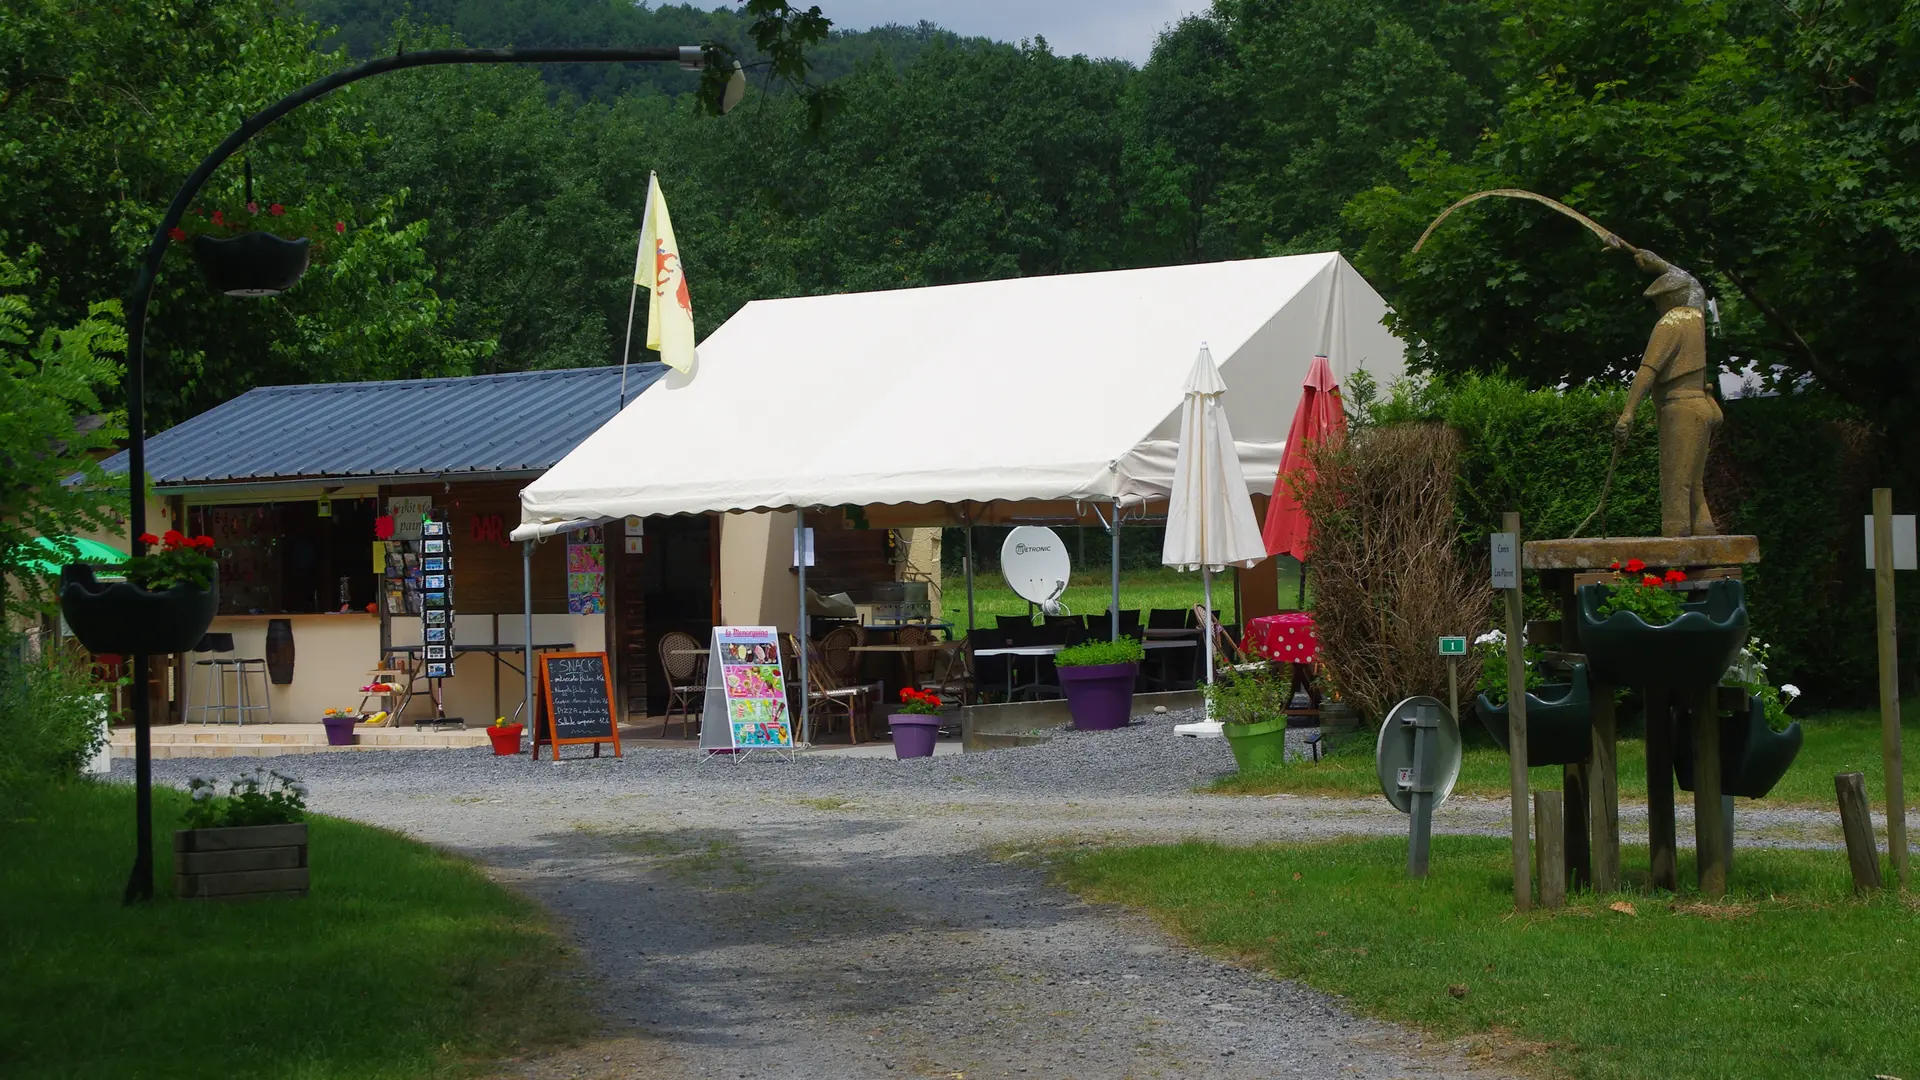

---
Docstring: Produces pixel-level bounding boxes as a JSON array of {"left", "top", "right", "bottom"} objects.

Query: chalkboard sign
[{"left": 534, "top": 652, "right": 622, "bottom": 760}]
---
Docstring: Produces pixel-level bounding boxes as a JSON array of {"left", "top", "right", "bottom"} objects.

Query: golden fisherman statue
[
  {"left": 1413, "top": 189, "right": 1723, "bottom": 537},
  {"left": 1611, "top": 247, "right": 1719, "bottom": 537}
]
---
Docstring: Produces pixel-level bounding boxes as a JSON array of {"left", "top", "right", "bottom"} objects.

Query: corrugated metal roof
[{"left": 102, "top": 365, "right": 667, "bottom": 487}]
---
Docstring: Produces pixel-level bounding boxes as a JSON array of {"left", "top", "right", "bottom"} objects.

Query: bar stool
[{"left": 187, "top": 633, "right": 272, "bottom": 725}]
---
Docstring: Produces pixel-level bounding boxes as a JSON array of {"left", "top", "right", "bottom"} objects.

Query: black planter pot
[
  {"left": 1577, "top": 578, "right": 1750, "bottom": 688},
  {"left": 190, "top": 232, "right": 310, "bottom": 297},
  {"left": 1474, "top": 662, "right": 1595, "bottom": 766},
  {"left": 1675, "top": 695, "right": 1805, "bottom": 799},
  {"left": 60, "top": 564, "right": 218, "bottom": 656}
]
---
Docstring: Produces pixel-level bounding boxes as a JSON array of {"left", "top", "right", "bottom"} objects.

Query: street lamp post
[{"left": 117, "top": 45, "right": 732, "bottom": 904}]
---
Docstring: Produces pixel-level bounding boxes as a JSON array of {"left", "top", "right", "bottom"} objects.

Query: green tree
[
  {"left": 1347, "top": 0, "right": 1920, "bottom": 430},
  {"left": 0, "top": 250, "right": 126, "bottom": 621}
]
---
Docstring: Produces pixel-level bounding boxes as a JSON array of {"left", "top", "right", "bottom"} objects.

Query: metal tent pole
[
  {"left": 523, "top": 540, "right": 534, "bottom": 736},
  {"left": 964, "top": 507, "right": 976, "bottom": 635},
  {"left": 796, "top": 515, "right": 810, "bottom": 746},
  {"left": 1110, "top": 501, "right": 1122, "bottom": 641}
]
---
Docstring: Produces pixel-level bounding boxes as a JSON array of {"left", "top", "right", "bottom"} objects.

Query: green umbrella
[{"left": 19, "top": 535, "right": 129, "bottom": 575}]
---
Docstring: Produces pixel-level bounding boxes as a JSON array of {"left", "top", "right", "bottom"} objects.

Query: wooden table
[{"left": 849, "top": 641, "right": 963, "bottom": 693}]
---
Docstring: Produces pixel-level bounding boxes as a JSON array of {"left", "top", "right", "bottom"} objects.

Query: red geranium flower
[
  {"left": 334, "top": 221, "right": 346, "bottom": 234},
  {"left": 195, "top": 535, "right": 216, "bottom": 549},
  {"left": 269, "top": 203, "right": 285, "bottom": 216},
  {"left": 1608, "top": 561, "right": 1621, "bottom": 571},
  {"left": 246, "top": 201, "right": 259, "bottom": 214},
  {"left": 1624, "top": 558, "right": 1646, "bottom": 573},
  {"left": 211, "top": 210, "right": 225, "bottom": 225},
  {"left": 1641, "top": 574, "right": 1662, "bottom": 587},
  {"left": 1663, "top": 569, "right": 1687, "bottom": 584},
  {"left": 168, "top": 226, "right": 187, "bottom": 242},
  {"left": 138, "top": 532, "right": 159, "bottom": 545},
  {"left": 162, "top": 529, "right": 185, "bottom": 547}
]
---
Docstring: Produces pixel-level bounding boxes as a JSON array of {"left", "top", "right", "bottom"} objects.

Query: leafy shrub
[
  {"left": 1055, "top": 636, "right": 1144, "bottom": 667},
  {"left": 1303, "top": 423, "right": 1490, "bottom": 727},
  {"left": 182, "top": 769, "right": 306, "bottom": 829},
  {"left": 0, "top": 642, "right": 113, "bottom": 809},
  {"left": 1472, "top": 629, "right": 1550, "bottom": 705},
  {"left": 1205, "top": 668, "right": 1291, "bottom": 728}
]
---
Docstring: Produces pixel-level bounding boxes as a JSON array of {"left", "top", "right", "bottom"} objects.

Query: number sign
[
  {"left": 534, "top": 652, "right": 621, "bottom": 760},
  {"left": 1437, "top": 636, "right": 1468, "bottom": 656}
]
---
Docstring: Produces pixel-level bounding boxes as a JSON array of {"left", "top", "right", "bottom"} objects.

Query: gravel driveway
[{"left": 132, "top": 712, "right": 1851, "bottom": 1079}]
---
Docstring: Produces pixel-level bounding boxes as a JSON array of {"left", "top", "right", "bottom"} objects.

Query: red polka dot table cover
[{"left": 1246, "top": 612, "right": 1318, "bottom": 664}]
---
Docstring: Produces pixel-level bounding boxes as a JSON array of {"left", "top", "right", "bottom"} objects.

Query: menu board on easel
[
  {"left": 698, "top": 626, "right": 794, "bottom": 756},
  {"left": 533, "top": 652, "right": 621, "bottom": 760}
]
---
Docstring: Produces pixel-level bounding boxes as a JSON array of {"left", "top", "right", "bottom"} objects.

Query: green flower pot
[
  {"left": 59, "top": 564, "right": 218, "bottom": 656},
  {"left": 1222, "top": 716, "right": 1289, "bottom": 774},
  {"left": 1675, "top": 696, "right": 1804, "bottom": 799},
  {"left": 1473, "top": 663, "right": 1594, "bottom": 767},
  {"left": 1577, "top": 578, "right": 1749, "bottom": 689}
]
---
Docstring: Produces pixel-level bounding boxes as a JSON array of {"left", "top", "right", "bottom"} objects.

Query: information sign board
[
  {"left": 1490, "top": 532, "right": 1518, "bottom": 590},
  {"left": 699, "top": 626, "right": 795, "bottom": 756}
]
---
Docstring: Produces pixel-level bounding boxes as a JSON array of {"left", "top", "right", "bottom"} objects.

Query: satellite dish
[
  {"left": 1375, "top": 695, "right": 1463, "bottom": 813},
  {"left": 1001, "top": 526, "right": 1070, "bottom": 608}
]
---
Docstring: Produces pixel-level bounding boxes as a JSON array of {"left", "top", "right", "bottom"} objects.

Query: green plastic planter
[
  {"left": 1675, "top": 696, "right": 1804, "bottom": 799},
  {"left": 1222, "top": 716, "right": 1289, "bottom": 773},
  {"left": 59, "top": 564, "right": 218, "bottom": 656},
  {"left": 1577, "top": 579, "right": 1749, "bottom": 689},
  {"left": 1473, "top": 663, "right": 1594, "bottom": 767}
]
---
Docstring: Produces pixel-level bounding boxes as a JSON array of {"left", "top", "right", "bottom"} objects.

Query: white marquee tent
[
  {"left": 515, "top": 252, "right": 1403, "bottom": 535},
  {"left": 510, "top": 253, "right": 1403, "bottom": 743}
]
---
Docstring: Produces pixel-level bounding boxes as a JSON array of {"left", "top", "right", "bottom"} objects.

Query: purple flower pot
[
  {"left": 321, "top": 715, "right": 356, "bottom": 746},
  {"left": 1057, "top": 661, "right": 1139, "bottom": 730},
  {"left": 888, "top": 714, "right": 940, "bottom": 759}
]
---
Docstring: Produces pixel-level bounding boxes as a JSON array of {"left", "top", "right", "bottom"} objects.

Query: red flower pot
[{"left": 487, "top": 724, "right": 524, "bottom": 756}]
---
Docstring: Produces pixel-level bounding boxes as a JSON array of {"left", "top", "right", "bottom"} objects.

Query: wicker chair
[
  {"left": 785, "top": 634, "right": 874, "bottom": 744},
  {"left": 658, "top": 630, "right": 707, "bottom": 738}
]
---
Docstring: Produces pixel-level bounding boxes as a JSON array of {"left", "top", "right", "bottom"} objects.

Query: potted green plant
[
  {"left": 320, "top": 707, "right": 358, "bottom": 747},
  {"left": 1470, "top": 629, "right": 1594, "bottom": 766},
  {"left": 59, "top": 530, "right": 219, "bottom": 655},
  {"left": 487, "top": 715, "right": 525, "bottom": 756},
  {"left": 1208, "top": 668, "right": 1292, "bottom": 774},
  {"left": 888, "top": 688, "right": 943, "bottom": 759},
  {"left": 1053, "top": 636, "right": 1144, "bottom": 730},
  {"left": 170, "top": 201, "right": 347, "bottom": 297},
  {"left": 1578, "top": 563, "right": 1749, "bottom": 688},
  {"left": 175, "top": 769, "right": 309, "bottom": 900},
  {"left": 1676, "top": 640, "right": 1806, "bottom": 798}
]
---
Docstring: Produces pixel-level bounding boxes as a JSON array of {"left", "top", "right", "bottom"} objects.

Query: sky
[{"left": 813, "top": 0, "right": 1204, "bottom": 65}]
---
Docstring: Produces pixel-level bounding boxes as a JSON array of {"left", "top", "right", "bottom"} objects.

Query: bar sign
[{"left": 1490, "top": 532, "right": 1518, "bottom": 590}]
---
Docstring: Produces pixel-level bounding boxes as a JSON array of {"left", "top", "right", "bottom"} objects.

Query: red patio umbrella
[{"left": 1262, "top": 354, "right": 1346, "bottom": 563}]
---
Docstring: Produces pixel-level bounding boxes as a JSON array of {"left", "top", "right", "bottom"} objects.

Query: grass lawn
[
  {"left": 1211, "top": 709, "right": 1920, "bottom": 809},
  {"left": 0, "top": 779, "right": 590, "bottom": 1079},
  {"left": 940, "top": 564, "right": 1308, "bottom": 630},
  {"left": 1057, "top": 835, "right": 1919, "bottom": 1080}
]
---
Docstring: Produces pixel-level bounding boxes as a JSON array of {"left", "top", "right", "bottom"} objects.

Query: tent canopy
[{"left": 516, "top": 253, "right": 1402, "bottom": 538}]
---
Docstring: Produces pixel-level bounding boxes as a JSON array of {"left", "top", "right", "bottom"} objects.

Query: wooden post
[
  {"left": 1693, "top": 684, "right": 1728, "bottom": 898},
  {"left": 1589, "top": 678, "right": 1621, "bottom": 892},
  {"left": 1564, "top": 762, "right": 1591, "bottom": 891},
  {"left": 1534, "top": 790, "right": 1566, "bottom": 909},
  {"left": 1836, "top": 771, "right": 1884, "bottom": 894},
  {"left": 1872, "top": 488, "right": 1907, "bottom": 890},
  {"left": 1502, "top": 512, "right": 1532, "bottom": 910},
  {"left": 1646, "top": 687, "right": 1678, "bottom": 891},
  {"left": 1448, "top": 656, "right": 1458, "bottom": 732}
]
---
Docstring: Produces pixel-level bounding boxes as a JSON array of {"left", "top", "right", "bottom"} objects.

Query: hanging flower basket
[
  {"left": 1577, "top": 578, "right": 1749, "bottom": 688},
  {"left": 60, "top": 564, "right": 218, "bottom": 656},
  {"left": 190, "top": 233, "right": 310, "bottom": 297},
  {"left": 1474, "top": 662, "right": 1594, "bottom": 767},
  {"left": 1675, "top": 695, "right": 1805, "bottom": 799}
]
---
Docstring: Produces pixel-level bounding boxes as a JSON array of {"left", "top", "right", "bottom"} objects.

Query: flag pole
[{"left": 618, "top": 225, "right": 642, "bottom": 408}]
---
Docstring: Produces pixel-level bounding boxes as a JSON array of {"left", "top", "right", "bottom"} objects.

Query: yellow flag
[{"left": 636, "top": 172, "right": 696, "bottom": 373}]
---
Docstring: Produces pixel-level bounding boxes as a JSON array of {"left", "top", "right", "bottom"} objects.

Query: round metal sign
[
  {"left": 1000, "top": 526, "right": 1071, "bottom": 606},
  {"left": 1375, "top": 694, "right": 1464, "bottom": 813}
]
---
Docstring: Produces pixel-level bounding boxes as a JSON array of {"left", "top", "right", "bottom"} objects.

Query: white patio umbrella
[{"left": 1162, "top": 343, "right": 1270, "bottom": 738}]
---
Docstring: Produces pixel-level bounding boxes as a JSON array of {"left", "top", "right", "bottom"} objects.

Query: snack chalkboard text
[{"left": 534, "top": 652, "right": 621, "bottom": 760}]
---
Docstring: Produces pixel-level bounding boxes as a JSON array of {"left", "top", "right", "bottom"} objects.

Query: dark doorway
[{"left": 625, "top": 514, "right": 714, "bottom": 718}]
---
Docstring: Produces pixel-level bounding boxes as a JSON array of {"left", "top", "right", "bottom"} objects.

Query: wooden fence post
[
  {"left": 1589, "top": 680, "right": 1621, "bottom": 892},
  {"left": 1837, "top": 771, "right": 1883, "bottom": 894},
  {"left": 1693, "top": 684, "right": 1728, "bottom": 898},
  {"left": 1872, "top": 488, "right": 1907, "bottom": 890},
  {"left": 1646, "top": 688, "right": 1678, "bottom": 891},
  {"left": 1535, "top": 790, "right": 1567, "bottom": 909}
]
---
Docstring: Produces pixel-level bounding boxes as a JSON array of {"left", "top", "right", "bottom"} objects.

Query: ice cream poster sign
[{"left": 699, "top": 626, "right": 794, "bottom": 755}]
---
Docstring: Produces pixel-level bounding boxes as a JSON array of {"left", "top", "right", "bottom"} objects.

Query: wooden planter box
[{"left": 173, "top": 823, "right": 308, "bottom": 901}]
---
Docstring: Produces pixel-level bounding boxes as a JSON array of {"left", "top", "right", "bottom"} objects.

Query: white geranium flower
[
  {"left": 1780, "top": 684, "right": 1801, "bottom": 701},
  {"left": 1474, "top": 629, "right": 1505, "bottom": 647}
]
